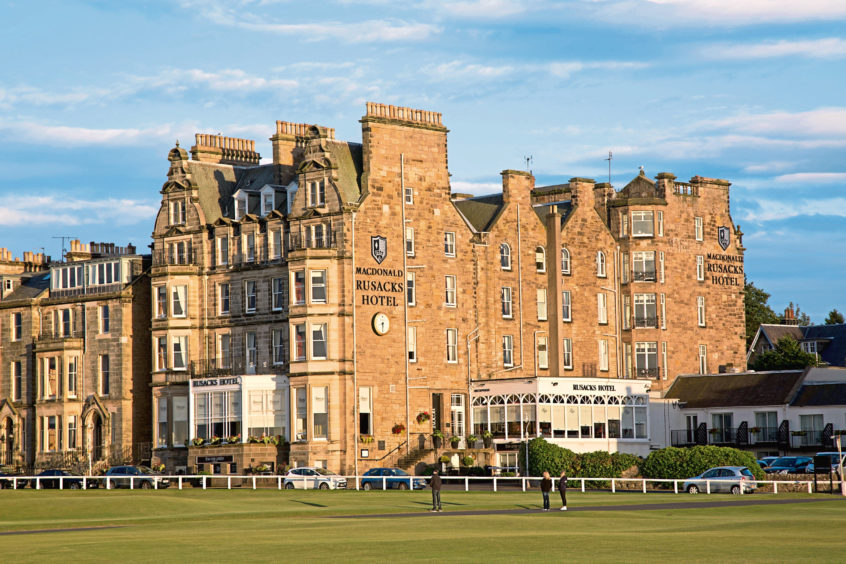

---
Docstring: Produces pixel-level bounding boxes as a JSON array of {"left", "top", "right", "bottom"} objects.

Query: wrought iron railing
[
  {"left": 634, "top": 316, "right": 659, "bottom": 329},
  {"left": 635, "top": 367, "right": 660, "bottom": 379},
  {"left": 632, "top": 270, "right": 657, "bottom": 282},
  {"left": 152, "top": 248, "right": 200, "bottom": 266}
]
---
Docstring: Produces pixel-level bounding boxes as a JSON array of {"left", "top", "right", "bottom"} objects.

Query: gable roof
[
  {"left": 453, "top": 194, "right": 505, "bottom": 233},
  {"left": 665, "top": 370, "right": 805, "bottom": 408},
  {"left": 759, "top": 324, "right": 803, "bottom": 346},
  {"left": 2, "top": 272, "right": 50, "bottom": 302}
]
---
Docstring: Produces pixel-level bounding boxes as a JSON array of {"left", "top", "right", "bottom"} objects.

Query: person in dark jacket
[
  {"left": 558, "top": 470, "right": 567, "bottom": 511},
  {"left": 540, "top": 471, "right": 552, "bottom": 511},
  {"left": 430, "top": 470, "right": 443, "bottom": 512}
]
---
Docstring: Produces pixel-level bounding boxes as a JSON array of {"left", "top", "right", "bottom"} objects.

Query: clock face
[{"left": 372, "top": 313, "right": 390, "bottom": 335}]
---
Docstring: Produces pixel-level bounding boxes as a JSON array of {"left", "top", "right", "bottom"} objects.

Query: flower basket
[
  {"left": 432, "top": 429, "right": 444, "bottom": 449},
  {"left": 460, "top": 455, "right": 475, "bottom": 467},
  {"left": 466, "top": 434, "right": 478, "bottom": 448},
  {"left": 482, "top": 430, "right": 493, "bottom": 448},
  {"left": 191, "top": 437, "right": 205, "bottom": 447},
  {"left": 416, "top": 411, "right": 431, "bottom": 424},
  {"left": 392, "top": 423, "right": 406, "bottom": 435},
  {"left": 360, "top": 435, "right": 374, "bottom": 444},
  {"left": 450, "top": 435, "right": 461, "bottom": 448}
]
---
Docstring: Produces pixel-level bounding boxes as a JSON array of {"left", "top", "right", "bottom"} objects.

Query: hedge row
[
  {"left": 641, "top": 445, "right": 765, "bottom": 480},
  {"left": 519, "top": 438, "right": 640, "bottom": 478},
  {"left": 518, "top": 438, "right": 764, "bottom": 481}
]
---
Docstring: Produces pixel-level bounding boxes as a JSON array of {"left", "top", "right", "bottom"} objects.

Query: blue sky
[{"left": 1, "top": 0, "right": 844, "bottom": 321}]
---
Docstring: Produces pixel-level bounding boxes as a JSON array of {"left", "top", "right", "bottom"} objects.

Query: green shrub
[
  {"left": 641, "top": 446, "right": 764, "bottom": 481},
  {"left": 519, "top": 438, "right": 641, "bottom": 480}
]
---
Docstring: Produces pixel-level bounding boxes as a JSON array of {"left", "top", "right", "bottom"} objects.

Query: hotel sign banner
[
  {"left": 191, "top": 377, "right": 241, "bottom": 390},
  {"left": 706, "top": 253, "right": 743, "bottom": 287}
]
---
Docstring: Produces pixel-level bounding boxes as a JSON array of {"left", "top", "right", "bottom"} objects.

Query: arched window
[
  {"left": 535, "top": 246, "right": 546, "bottom": 273},
  {"left": 596, "top": 251, "right": 606, "bottom": 278},
  {"left": 561, "top": 248, "right": 571, "bottom": 275},
  {"left": 500, "top": 243, "right": 511, "bottom": 270}
]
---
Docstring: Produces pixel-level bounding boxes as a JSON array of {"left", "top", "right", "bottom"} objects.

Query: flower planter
[
  {"left": 433, "top": 436, "right": 442, "bottom": 449},
  {"left": 483, "top": 437, "right": 493, "bottom": 448}
]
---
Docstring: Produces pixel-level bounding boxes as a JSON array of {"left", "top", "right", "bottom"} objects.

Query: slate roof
[
  {"left": 453, "top": 194, "right": 505, "bottom": 232},
  {"left": 803, "top": 324, "right": 846, "bottom": 367},
  {"left": 791, "top": 382, "right": 846, "bottom": 406},
  {"left": 759, "top": 324, "right": 804, "bottom": 346},
  {"left": 2, "top": 272, "right": 50, "bottom": 302},
  {"left": 665, "top": 370, "right": 805, "bottom": 408},
  {"left": 326, "top": 140, "right": 362, "bottom": 204}
]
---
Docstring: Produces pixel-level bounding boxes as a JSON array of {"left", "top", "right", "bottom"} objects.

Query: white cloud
[
  {"left": 422, "top": 58, "right": 646, "bottom": 83},
  {"left": 0, "top": 121, "right": 180, "bottom": 147},
  {"left": 703, "top": 38, "right": 846, "bottom": 60},
  {"left": 742, "top": 161, "right": 797, "bottom": 174},
  {"left": 582, "top": 0, "right": 846, "bottom": 27},
  {"left": 0, "top": 195, "right": 159, "bottom": 227},
  {"left": 742, "top": 197, "right": 846, "bottom": 223},
  {"left": 704, "top": 107, "right": 846, "bottom": 138},
  {"left": 180, "top": 0, "right": 439, "bottom": 42},
  {"left": 773, "top": 172, "right": 846, "bottom": 184},
  {"left": 428, "top": 0, "right": 530, "bottom": 18}
]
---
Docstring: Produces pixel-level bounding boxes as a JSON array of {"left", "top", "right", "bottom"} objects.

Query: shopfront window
[{"left": 193, "top": 390, "right": 241, "bottom": 440}]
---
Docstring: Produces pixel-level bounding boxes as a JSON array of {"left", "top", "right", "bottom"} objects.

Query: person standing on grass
[
  {"left": 558, "top": 471, "right": 568, "bottom": 511},
  {"left": 540, "top": 471, "right": 552, "bottom": 511},
  {"left": 430, "top": 470, "right": 443, "bottom": 512}
]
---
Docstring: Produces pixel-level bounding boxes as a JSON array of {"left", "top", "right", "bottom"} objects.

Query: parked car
[
  {"left": 283, "top": 467, "right": 347, "bottom": 490},
  {"left": 763, "top": 456, "right": 812, "bottom": 475},
  {"left": 683, "top": 466, "right": 757, "bottom": 494},
  {"left": 105, "top": 465, "right": 170, "bottom": 489},
  {"left": 806, "top": 452, "right": 846, "bottom": 474},
  {"left": 0, "top": 471, "right": 28, "bottom": 489},
  {"left": 757, "top": 456, "right": 779, "bottom": 468},
  {"left": 360, "top": 467, "right": 426, "bottom": 490},
  {"left": 30, "top": 469, "right": 91, "bottom": 489}
]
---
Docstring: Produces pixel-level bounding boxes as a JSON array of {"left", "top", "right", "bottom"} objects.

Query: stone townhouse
[
  {"left": 0, "top": 241, "right": 151, "bottom": 470},
  {"left": 149, "top": 102, "right": 746, "bottom": 473}
]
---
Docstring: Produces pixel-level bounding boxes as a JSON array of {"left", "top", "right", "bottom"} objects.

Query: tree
[
  {"left": 751, "top": 335, "right": 817, "bottom": 371},
  {"left": 825, "top": 309, "right": 845, "bottom": 325},
  {"left": 744, "top": 280, "right": 778, "bottom": 345}
]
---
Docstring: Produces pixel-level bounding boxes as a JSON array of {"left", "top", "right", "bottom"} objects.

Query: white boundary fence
[{"left": 2, "top": 474, "right": 839, "bottom": 495}]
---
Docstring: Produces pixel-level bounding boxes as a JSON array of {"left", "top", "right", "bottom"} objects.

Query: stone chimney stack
[
  {"left": 501, "top": 170, "right": 534, "bottom": 205},
  {"left": 782, "top": 306, "right": 798, "bottom": 326},
  {"left": 191, "top": 134, "right": 260, "bottom": 167}
]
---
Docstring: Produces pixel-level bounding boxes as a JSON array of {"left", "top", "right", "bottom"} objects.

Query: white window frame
[
  {"left": 562, "top": 290, "right": 572, "bottom": 322},
  {"left": 218, "top": 333, "right": 231, "bottom": 369},
  {"left": 562, "top": 338, "right": 573, "bottom": 370},
  {"left": 171, "top": 337, "right": 187, "bottom": 372},
  {"left": 216, "top": 236, "right": 229, "bottom": 266},
  {"left": 599, "top": 339, "right": 609, "bottom": 371},
  {"left": 697, "top": 296, "right": 706, "bottom": 327},
  {"left": 537, "top": 288, "right": 547, "bottom": 321},
  {"left": 219, "top": 283, "right": 230, "bottom": 316},
  {"left": 661, "top": 342, "right": 668, "bottom": 380},
  {"left": 405, "top": 227, "right": 415, "bottom": 257},
  {"left": 620, "top": 212, "right": 628, "bottom": 237},
  {"left": 631, "top": 210, "right": 654, "bottom": 237},
  {"left": 660, "top": 293, "right": 666, "bottom": 330},
  {"left": 293, "top": 270, "right": 306, "bottom": 306},
  {"left": 696, "top": 255, "right": 704, "bottom": 281},
  {"left": 406, "top": 272, "right": 416, "bottom": 306},
  {"left": 657, "top": 211, "right": 664, "bottom": 236},
  {"left": 272, "top": 330, "right": 285, "bottom": 365},
  {"left": 501, "top": 287, "right": 513, "bottom": 319},
  {"left": 245, "top": 280, "right": 257, "bottom": 314},
  {"left": 309, "top": 180, "right": 326, "bottom": 208},
  {"left": 695, "top": 216, "right": 703, "bottom": 241},
  {"left": 596, "top": 251, "right": 607, "bottom": 278},
  {"left": 311, "top": 323, "right": 328, "bottom": 360},
  {"left": 155, "top": 286, "right": 167, "bottom": 319},
  {"left": 155, "top": 336, "right": 168, "bottom": 372},
  {"left": 537, "top": 336, "right": 548, "bottom": 370},
  {"left": 444, "top": 232, "right": 456, "bottom": 257},
  {"left": 446, "top": 328, "right": 458, "bottom": 363},
  {"left": 272, "top": 278, "right": 284, "bottom": 311},
  {"left": 561, "top": 248, "right": 571, "bottom": 274},
  {"left": 502, "top": 335, "right": 514, "bottom": 368},
  {"left": 597, "top": 292, "right": 608, "bottom": 325},
  {"left": 659, "top": 251, "right": 665, "bottom": 283},
  {"left": 404, "top": 184, "right": 413, "bottom": 205},
  {"left": 699, "top": 344, "right": 707, "bottom": 374},
  {"left": 171, "top": 286, "right": 187, "bottom": 318},
  {"left": 99, "top": 305, "right": 109, "bottom": 334},
  {"left": 310, "top": 270, "right": 327, "bottom": 304},
  {"left": 445, "top": 275, "right": 456, "bottom": 307},
  {"left": 535, "top": 246, "right": 546, "bottom": 273},
  {"left": 408, "top": 326, "right": 417, "bottom": 363},
  {"left": 500, "top": 243, "right": 512, "bottom": 271},
  {"left": 246, "top": 331, "right": 257, "bottom": 370},
  {"left": 11, "top": 312, "right": 21, "bottom": 341},
  {"left": 293, "top": 324, "right": 306, "bottom": 362}
]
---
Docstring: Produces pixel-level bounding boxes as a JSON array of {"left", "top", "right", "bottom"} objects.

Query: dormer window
[
  {"left": 169, "top": 200, "right": 186, "bottom": 225},
  {"left": 233, "top": 194, "right": 248, "bottom": 220},
  {"left": 308, "top": 180, "right": 325, "bottom": 207},
  {"left": 260, "top": 186, "right": 277, "bottom": 216}
]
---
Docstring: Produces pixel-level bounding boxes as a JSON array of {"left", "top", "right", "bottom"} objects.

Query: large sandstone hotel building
[{"left": 147, "top": 103, "right": 746, "bottom": 473}]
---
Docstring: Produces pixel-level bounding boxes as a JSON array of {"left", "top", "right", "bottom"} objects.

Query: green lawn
[{"left": 1, "top": 490, "right": 844, "bottom": 562}]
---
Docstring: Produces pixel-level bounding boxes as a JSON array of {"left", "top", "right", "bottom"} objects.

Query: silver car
[
  {"left": 683, "top": 466, "right": 757, "bottom": 494},
  {"left": 283, "top": 467, "right": 347, "bottom": 490}
]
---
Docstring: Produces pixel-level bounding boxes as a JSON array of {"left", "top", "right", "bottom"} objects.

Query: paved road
[{"left": 334, "top": 496, "right": 846, "bottom": 519}]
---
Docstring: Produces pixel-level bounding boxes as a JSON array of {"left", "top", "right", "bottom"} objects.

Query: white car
[{"left": 283, "top": 467, "right": 347, "bottom": 490}]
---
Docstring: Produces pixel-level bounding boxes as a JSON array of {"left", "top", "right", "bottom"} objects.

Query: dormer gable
[
  {"left": 232, "top": 188, "right": 250, "bottom": 220},
  {"left": 259, "top": 184, "right": 283, "bottom": 217}
]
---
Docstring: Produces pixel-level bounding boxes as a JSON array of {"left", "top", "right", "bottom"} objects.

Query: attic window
[
  {"left": 234, "top": 196, "right": 247, "bottom": 220},
  {"left": 169, "top": 200, "right": 186, "bottom": 225},
  {"left": 308, "top": 180, "right": 325, "bottom": 207},
  {"left": 262, "top": 192, "right": 275, "bottom": 216}
]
